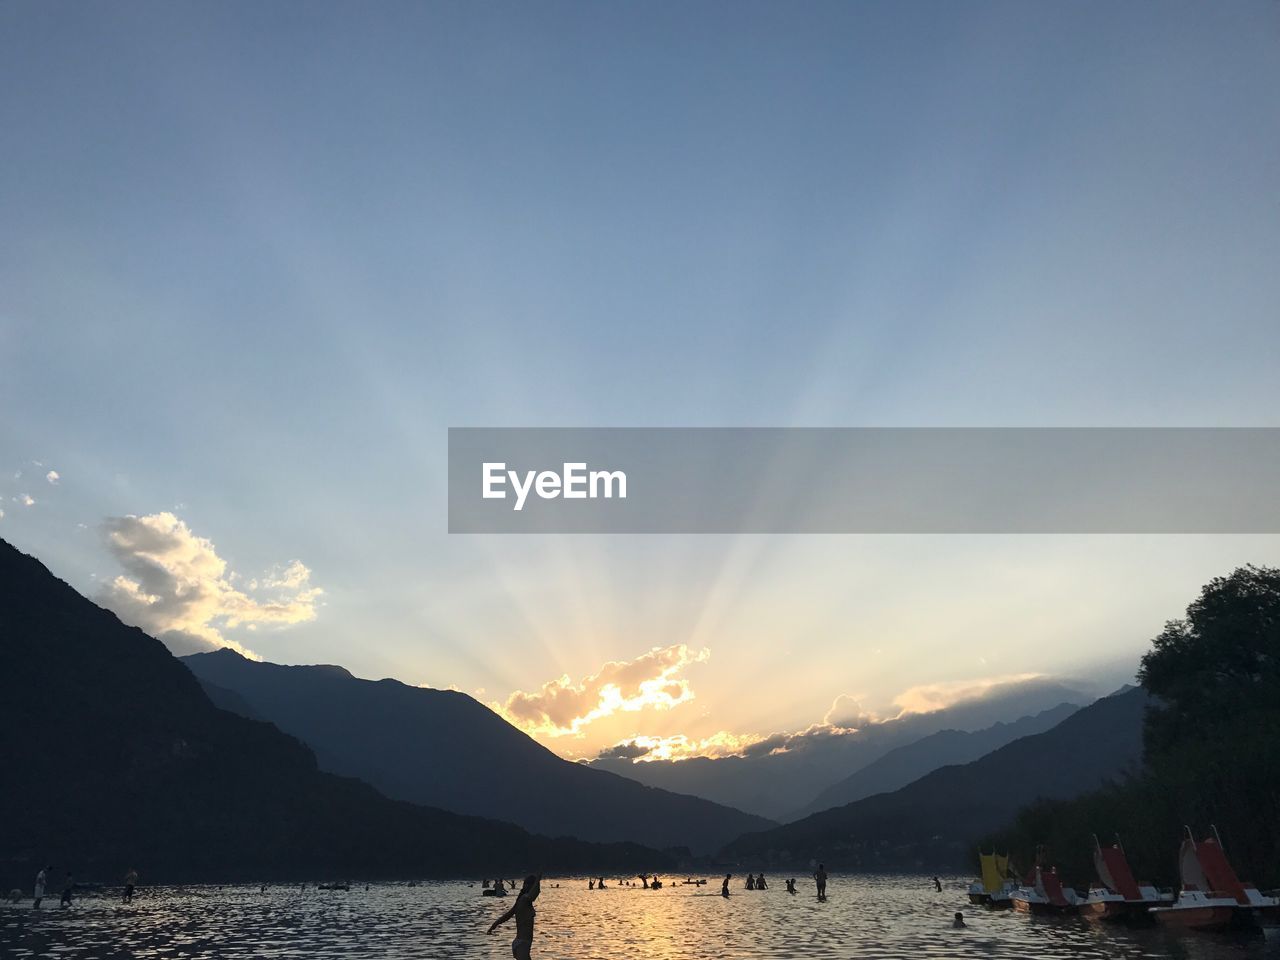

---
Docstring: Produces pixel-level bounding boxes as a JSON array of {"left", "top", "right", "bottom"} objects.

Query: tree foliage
[{"left": 986, "top": 566, "right": 1280, "bottom": 889}]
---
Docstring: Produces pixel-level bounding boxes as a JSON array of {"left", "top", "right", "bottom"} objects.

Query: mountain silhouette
[
  {"left": 183, "top": 650, "right": 774, "bottom": 854},
  {"left": 590, "top": 679, "right": 1092, "bottom": 820},
  {"left": 789, "top": 701, "right": 1081, "bottom": 819},
  {"left": 0, "top": 538, "right": 669, "bottom": 882},
  {"left": 720, "top": 686, "right": 1147, "bottom": 869}
]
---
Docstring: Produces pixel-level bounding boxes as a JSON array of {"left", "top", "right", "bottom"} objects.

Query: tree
[
  {"left": 987, "top": 566, "right": 1280, "bottom": 888},
  {"left": 1139, "top": 564, "right": 1280, "bottom": 758}
]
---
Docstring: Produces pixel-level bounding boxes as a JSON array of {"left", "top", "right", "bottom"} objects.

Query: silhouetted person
[
  {"left": 722, "top": 873, "right": 731, "bottom": 897},
  {"left": 933, "top": 876, "right": 942, "bottom": 893},
  {"left": 786, "top": 878, "right": 796, "bottom": 894},
  {"left": 60, "top": 872, "right": 74, "bottom": 907},
  {"left": 588, "top": 879, "right": 594, "bottom": 890},
  {"left": 953, "top": 911, "right": 966, "bottom": 928},
  {"left": 746, "top": 874, "right": 755, "bottom": 890},
  {"left": 488, "top": 874, "right": 540, "bottom": 960},
  {"left": 494, "top": 878, "right": 506, "bottom": 894},
  {"left": 757, "top": 874, "right": 767, "bottom": 890},
  {"left": 33, "top": 866, "right": 49, "bottom": 909},
  {"left": 597, "top": 877, "right": 605, "bottom": 888},
  {"left": 814, "top": 864, "right": 828, "bottom": 900},
  {"left": 123, "top": 868, "right": 138, "bottom": 903}
]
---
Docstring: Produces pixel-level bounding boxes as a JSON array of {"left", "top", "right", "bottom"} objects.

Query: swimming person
[
  {"left": 722, "top": 873, "right": 731, "bottom": 897},
  {"left": 814, "top": 864, "right": 828, "bottom": 900},
  {"left": 953, "top": 912, "right": 966, "bottom": 928},
  {"left": 123, "top": 868, "right": 138, "bottom": 903},
  {"left": 33, "top": 866, "right": 49, "bottom": 909},
  {"left": 487, "top": 874, "right": 541, "bottom": 960}
]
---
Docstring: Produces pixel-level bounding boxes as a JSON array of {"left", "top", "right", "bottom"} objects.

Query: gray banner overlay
[{"left": 448, "top": 428, "right": 1280, "bottom": 534}]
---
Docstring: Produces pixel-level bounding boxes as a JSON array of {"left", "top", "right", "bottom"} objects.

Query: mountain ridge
[
  {"left": 590, "top": 680, "right": 1093, "bottom": 820},
  {"left": 788, "top": 701, "right": 1081, "bottom": 819},
  {"left": 183, "top": 648, "right": 775, "bottom": 854},
  {"left": 720, "top": 686, "right": 1148, "bottom": 869},
  {"left": 0, "top": 538, "right": 671, "bottom": 885}
]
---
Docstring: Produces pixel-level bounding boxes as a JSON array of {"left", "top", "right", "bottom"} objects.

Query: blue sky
[{"left": 3, "top": 1, "right": 1278, "bottom": 757}]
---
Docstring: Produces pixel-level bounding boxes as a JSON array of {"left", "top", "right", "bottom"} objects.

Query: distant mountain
[
  {"left": 789, "top": 702, "right": 1081, "bottom": 819},
  {"left": 0, "top": 539, "right": 669, "bottom": 885},
  {"left": 589, "top": 680, "right": 1093, "bottom": 820},
  {"left": 198, "top": 677, "right": 265, "bottom": 721},
  {"left": 183, "top": 650, "right": 774, "bottom": 855},
  {"left": 720, "top": 686, "right": 1148, "bottom": 870}
]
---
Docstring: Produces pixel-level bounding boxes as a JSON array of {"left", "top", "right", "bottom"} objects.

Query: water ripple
[{"left": 2, "top": 874, "right": 1277, "bottom": 959}]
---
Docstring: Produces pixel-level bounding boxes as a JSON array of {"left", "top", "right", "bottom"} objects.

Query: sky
[{"left": 2, "top": 1, "right": 1279, "bottom": 761}]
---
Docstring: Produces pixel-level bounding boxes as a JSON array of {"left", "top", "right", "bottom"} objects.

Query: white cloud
[
  {"left": 97, "top": 512, "right": 323, "bottom": 658},
  {"left": 823, "top": 693, "right": 873, "bottom": 729},
  {"left": 45, "top": 470, "right": 60, "bottom": 484},
  {"left": 18, "top": 494, "right": 35, "bottom": 507},
  {"left": 596, "top": 731, "right": 776, "bottom": 762},
  {"left": 890, "top": 673, "right": 1043, "bottom": 715},
  {"left": 498, "top": 644, "right": 710, "bottom": 737},
  {"left": 593, "top": 674, "right": 1063, "bottom": 764}
]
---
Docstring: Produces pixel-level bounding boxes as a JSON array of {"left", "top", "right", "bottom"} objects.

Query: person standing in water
[
  {"left": 813, "top": 863, "right": 828, "bottom": 900},
  {"left": 933, "top": 876, "right": 942, "bottom": 893},
  {"left": 60, "top": 872, "right": 74, "bottom": 908},
  {"left": 488, "top": 874, "right": 540, "bottom": 960},
  {"left": 721, "top": 873, "right": 731, "bottom": 897},
  {"left": 123, "top": 868, "right": 138, "bottom": 903},
  {"left": 33, "top": 866, "right": 49, "bottom": 909}
]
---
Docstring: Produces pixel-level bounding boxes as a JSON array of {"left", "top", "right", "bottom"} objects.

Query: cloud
[
  {"left": 18, "top": 494, "right": 35, "bottom": 507},
  {"left": 588, "top": 691, "right": 877, "bottom": 765},
  {"left": 595, "top": 740, "right": 654, "bottom": 761},
  {"left": 591, "top": 674, "right": 1071, "bottom": 764},
  {"left": 890, "top": 673, "right": 1043, "bottom": 715},
  {"left": 45, "top": 470, "right": 59, "bottom": 484},
  {"left": 618, "top": 731, "right": 779, "bottom": 762},
  {"left": 823, "top": 694, "right": 874, "bottom": 729},
  {"left": 498, "top": 644, "right": 710, "bottom": 737},
  {"left": 97, "top": 512, "right": 322, "bottom": 658},
  {"left": 0, "top": 508, "right": 5, "bottom": 520}
]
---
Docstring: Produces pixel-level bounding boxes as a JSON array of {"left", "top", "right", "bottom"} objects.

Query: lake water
[{"left": 3, "top": 874, "right": 1277, "bottom": 959}]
